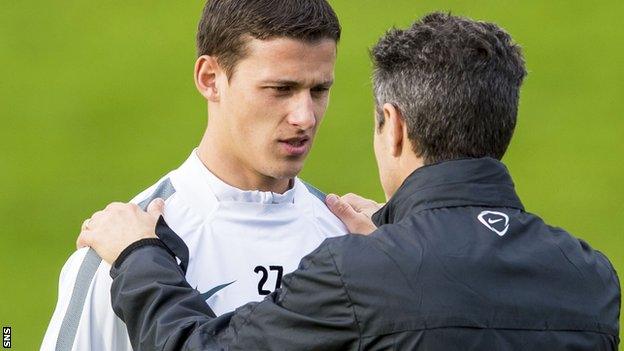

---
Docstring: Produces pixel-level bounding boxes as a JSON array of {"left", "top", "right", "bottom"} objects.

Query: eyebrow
[{"left": 261, "top": 79, "right": 334, "bottom": 88}]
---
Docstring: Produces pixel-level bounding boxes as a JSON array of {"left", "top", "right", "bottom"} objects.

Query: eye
[
  {"left": 311, "top": 86, "right": 330, "bottom": 97},
  {"left": 271, "top": 86, "right": 292, "bottom": 93},
  {"left": 312, "top": 87, "right": 329, "bottom": 92}
]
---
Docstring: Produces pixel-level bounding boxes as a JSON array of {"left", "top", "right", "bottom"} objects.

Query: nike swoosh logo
[
  {"left": 477, "top": 211, "right": 510, "bottom": 237},
  {"left": 199, "top": 281, "right": 235, "bottom": 301}
]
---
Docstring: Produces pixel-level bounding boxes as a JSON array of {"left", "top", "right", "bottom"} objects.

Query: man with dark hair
[
  {"left": 42, "top": 1, "right": 348, "bottom": 350},
  {"left": 79, "top": 13, "right": 620, "bottom": 350},
  {"left": 371, "top": 13, "right": 524, "bottom": 165}
]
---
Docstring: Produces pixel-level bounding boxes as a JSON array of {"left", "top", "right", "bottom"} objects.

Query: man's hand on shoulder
[
  {"left": 325, "top": 193, "right": 381, "bottom": 235},
  {"left": 76, "top": 199, "right": 164, "bottom": 264}
]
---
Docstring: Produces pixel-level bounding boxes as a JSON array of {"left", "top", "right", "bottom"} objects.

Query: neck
[
  {"left": 385, "top": 154, "right": 425, "bottom": 200},
  {"left": 196, "top": 129, "right": 292, "bottom": 194}
]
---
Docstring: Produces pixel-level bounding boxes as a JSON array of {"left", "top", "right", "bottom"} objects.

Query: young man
[
  {"left": 80, "top": 13, "right": 619, "bottom": 350},
  {"left": 41, "top": 1, "right": 347, "bottom": 350}
]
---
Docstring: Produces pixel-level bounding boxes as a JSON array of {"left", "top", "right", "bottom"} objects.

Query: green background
[{"left": 1, "top": 1, "right": 622, "bottom": 349}]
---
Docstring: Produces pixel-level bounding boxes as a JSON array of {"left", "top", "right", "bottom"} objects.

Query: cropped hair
[
  {"left": 372, "top": 12, "right": 526, "bottom": 164},
  {"left": 197, "top": 0, "right": 341, "bottom": 77}
]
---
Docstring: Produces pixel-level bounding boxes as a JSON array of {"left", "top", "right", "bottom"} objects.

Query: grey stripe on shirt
[{"left": 55, "top": 178, "right": 176, "bottom": 351}]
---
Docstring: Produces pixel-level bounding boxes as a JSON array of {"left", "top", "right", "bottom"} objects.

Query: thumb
[
  {"left": 147, "top": 198, "right": 165, "bottom": 219},
  {"left": 326, "top": 194, "right": 359, "bottom": 226}
]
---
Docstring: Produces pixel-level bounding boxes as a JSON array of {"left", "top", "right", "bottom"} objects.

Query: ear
[
  {"left": 382, "top": 103, "right": 405, "bottom": 157},
  {"left": 194, "top": 55, "right": 222, "bottom": 102}
]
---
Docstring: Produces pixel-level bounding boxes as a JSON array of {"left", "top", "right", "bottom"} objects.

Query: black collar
[{"left": 372, "top": 157, "right": 524, "bottom": 226}]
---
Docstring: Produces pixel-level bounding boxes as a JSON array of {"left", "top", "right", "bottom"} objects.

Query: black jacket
[{"left": 110, "top": 158, "right": 620, "bottom": 350}]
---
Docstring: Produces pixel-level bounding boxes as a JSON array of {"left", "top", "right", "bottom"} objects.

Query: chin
[
  {"left": 274, "top": 168, "right": 303, "bottom": 180},
  {"left": 269, "top": 161, "right": 305, "bottom": 180}
]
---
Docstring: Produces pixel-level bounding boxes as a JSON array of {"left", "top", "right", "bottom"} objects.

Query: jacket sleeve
[{"left": 110, "top": 239, "right": 361, "bottom": 351}]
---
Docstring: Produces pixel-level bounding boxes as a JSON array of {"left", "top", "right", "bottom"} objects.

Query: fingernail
[
  {"left": 326, "top": 194, "right": 338, "bottom": 206},
  {"left": 155, "top": 198, "right": 164, "bottom": 206}
]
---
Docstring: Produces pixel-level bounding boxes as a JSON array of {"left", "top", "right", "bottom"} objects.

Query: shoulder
[
  {"left": 129, "top": 166, "right": 218, "bottom": 221},
  {"left": 319, "top": 233, "right": 391, "bottom": 273},
  {"left": 129, "top": 172, "right": 177, "bottom": 206},
  {"left": 45, "top": 248, "right": 122, "bottom": 349},
  {"left": 58, "top": 248, "right": 113, "bottom": 303},
  {"left": 542, "top": 219, "right": 620, "bottom": 287},
  {"left": 286, "top": 236, "right": 364, "bottom": 282},
  {"left": 294, "top": 178, "right": 348, "bottom": 236},
  {"left": 320, "top": 224, "right": 424, "bottom": 289},
  {"left": 48, "top": 247, "right": 92, "bottom": 323},
  {"left": 58, "top": 247, "right": 90, "bottom": 283},
  {"left": 129, "top": 150, "right": 215, "bottom": 207}
]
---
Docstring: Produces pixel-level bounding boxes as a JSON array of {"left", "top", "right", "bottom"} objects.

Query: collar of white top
[{"left": 187, "top": 149, "right": 296, "bottom": 204}]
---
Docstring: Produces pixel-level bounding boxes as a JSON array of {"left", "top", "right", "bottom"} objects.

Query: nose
[{"left": 286, "top": 92, "right": 317, "bottom": 130}]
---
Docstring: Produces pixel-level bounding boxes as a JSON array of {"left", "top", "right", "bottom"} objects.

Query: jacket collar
[{"left": 372, "top": 157, "right": 524, "bottom": 226}]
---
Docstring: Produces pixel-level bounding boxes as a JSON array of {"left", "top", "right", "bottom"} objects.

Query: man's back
[
  {"left": 332, "top": 158, "right": 619, "bottom": 349},
  {"left": 105, "top": 157, "right": 619, "bottom": 350}
]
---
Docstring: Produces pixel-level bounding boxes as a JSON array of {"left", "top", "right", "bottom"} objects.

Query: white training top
[{"left": 41, "top": 150, "right": 347, "bottom": 351}]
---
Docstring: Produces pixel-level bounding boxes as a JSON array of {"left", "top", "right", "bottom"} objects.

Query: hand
[
  {"left": 325, "top": 193, "right": 381, "bottom": 235},
  {"left": 76, "top": 199, "right": 164, "bottom": 264},
  {"left": 339, "top": 193, "right": 384, "bottom": 219}
]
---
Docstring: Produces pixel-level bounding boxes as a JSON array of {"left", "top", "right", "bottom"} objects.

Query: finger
[
  {"left": 341, "top": 193, "right": 382, "bottom": 219},
  {"left": 105, "top": 202, "right": 125, "bottom": 211},
  {"left": 81, "top": 218, "right": 91, "bottom": 232},
  {"left": 341, "top": 193, "right": 373, "bottom": 211},
  {"left": 326, "top": 194, "right": 360, "bottom": 226},
  {"left": 147, "top": 198, "right": 165, "bottom": 219},
  {"left": 76, "top": 229, "right": 92, "bottom": 249},
  {"left": 353, "top": 215, "right": 378, "bottom": 235},
  {"left": 86, "top": 210, "right": 106, "bottom": 229}
]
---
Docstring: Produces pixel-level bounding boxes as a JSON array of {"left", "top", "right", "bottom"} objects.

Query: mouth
[{"left": 278, "top": 136, "right": 311, "bottom": 157}]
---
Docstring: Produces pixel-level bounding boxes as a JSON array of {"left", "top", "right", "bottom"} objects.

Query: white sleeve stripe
[
  {"left": 55, "top": 248, "right": 101, "bottom": 351},
  {"left": 54, "top": 178, "right": 177, "bottom": 350}
]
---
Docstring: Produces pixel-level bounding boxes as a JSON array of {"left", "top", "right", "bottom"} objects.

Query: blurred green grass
[{"left": 1, "top": 1, "right": 622, "bottom": 349}]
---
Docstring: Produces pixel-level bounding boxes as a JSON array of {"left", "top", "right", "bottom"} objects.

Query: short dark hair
[
  {"left": 197, "top": 0, "right": 341, "bottom": 77},
  {"left": 371, "top": 12, "right": 526, "bottom": 164}
]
